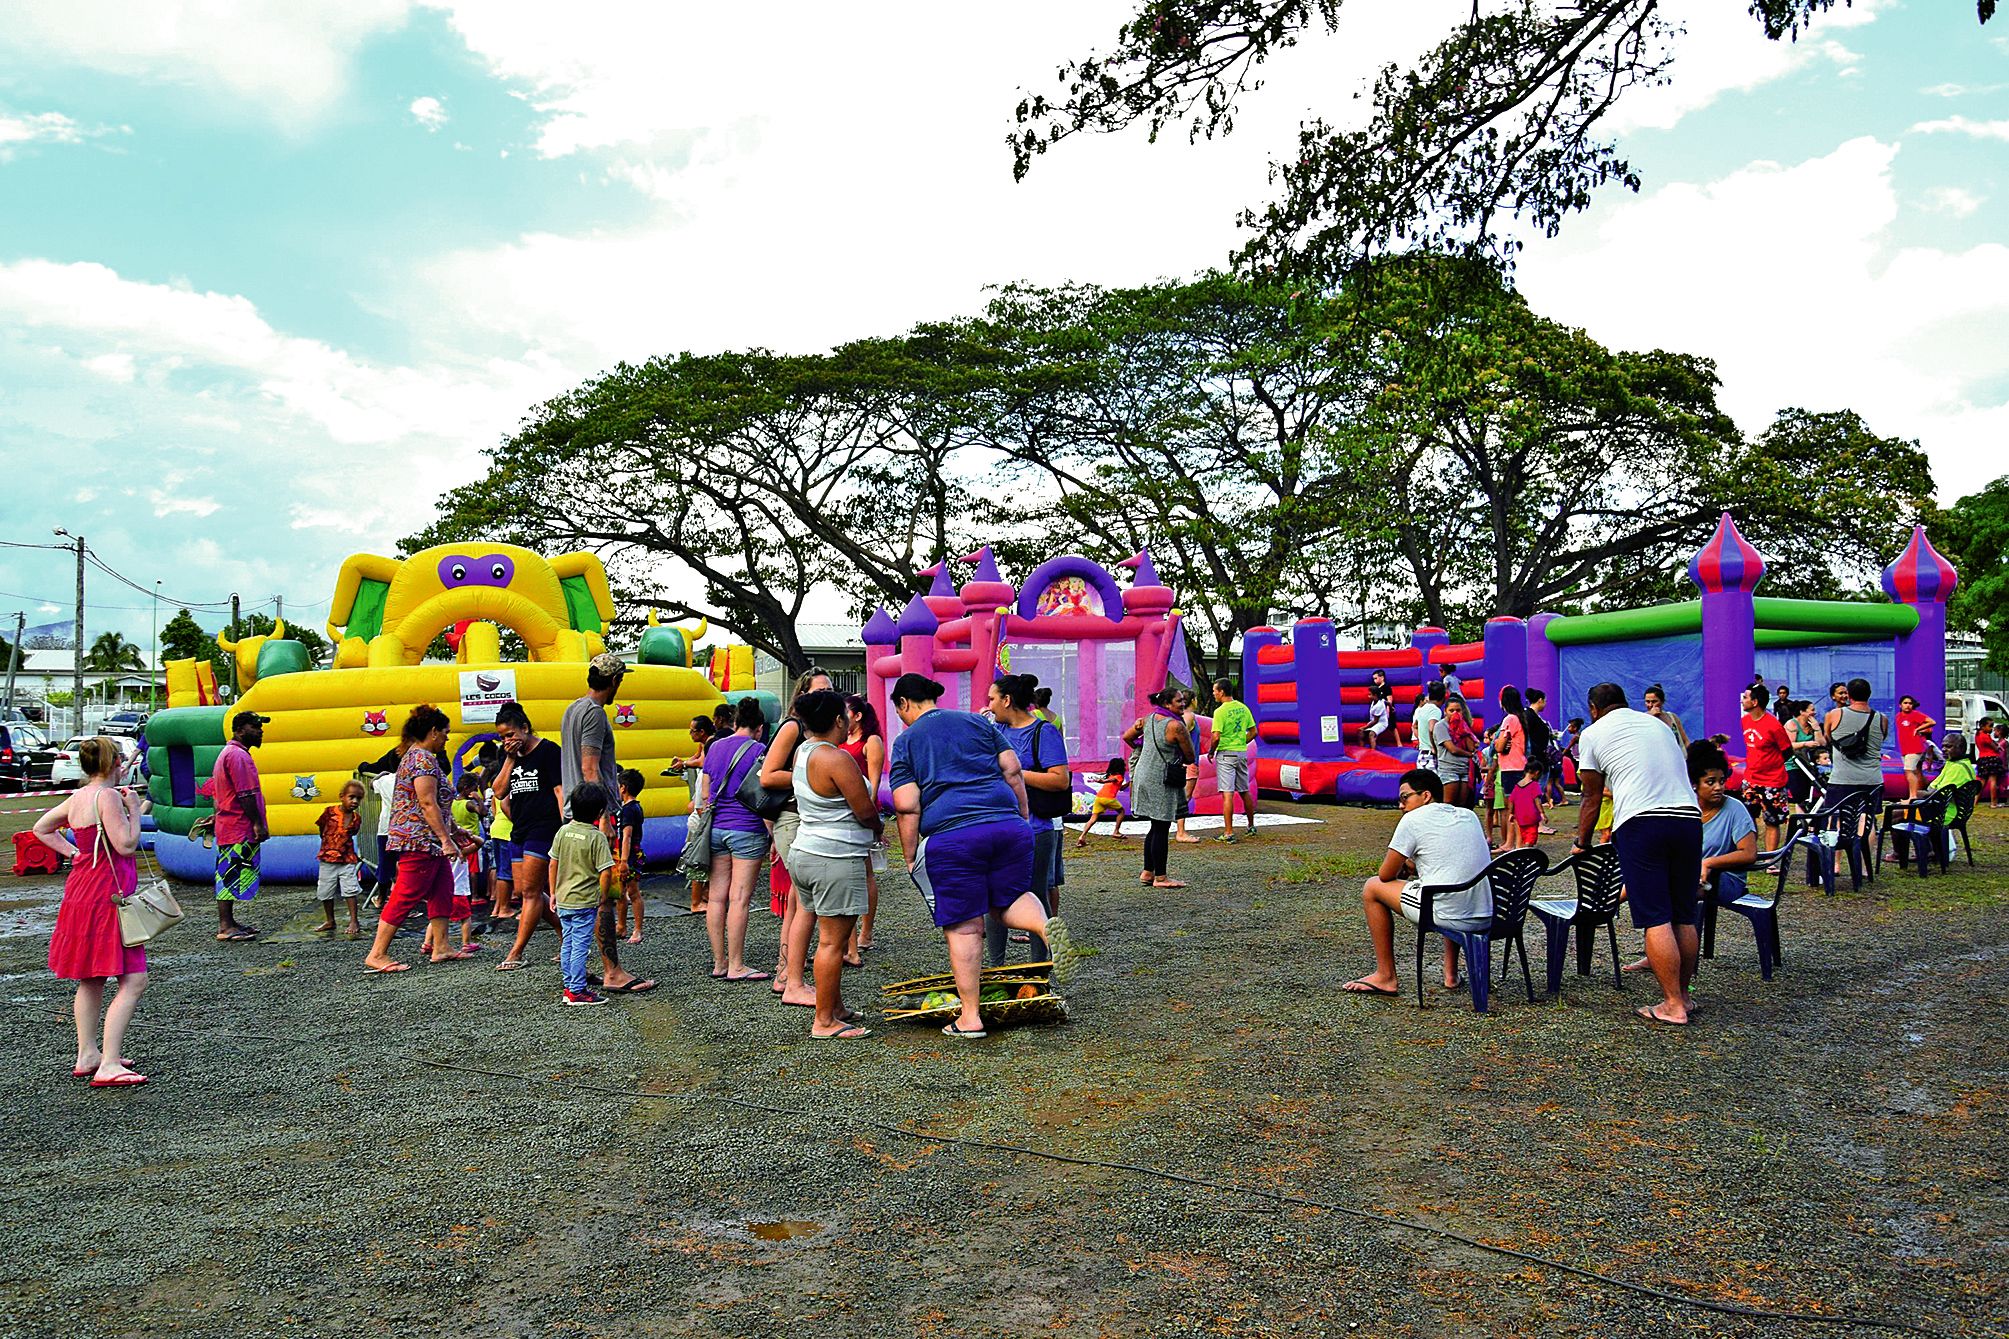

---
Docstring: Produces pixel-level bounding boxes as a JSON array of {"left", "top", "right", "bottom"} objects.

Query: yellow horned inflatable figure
[
  {"left": 216, "top": 618, "right": 286, "bottom": 694},
  {"left": 325, "top": 544, "right": 616, "bottom": 669}
]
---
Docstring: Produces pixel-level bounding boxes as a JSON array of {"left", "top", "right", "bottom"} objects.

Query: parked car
[
  {"left": 101, "top": 710, "right": 150, "bottom": 737},
  {"left": 50, "top": 735, "right": 138, "bottom": 788},
  {"left": 1943, "top": 692, "right": 2009, "bottom": 743},
  {"left": 0, "top": 723, "right": 60, "bottom": 791}
]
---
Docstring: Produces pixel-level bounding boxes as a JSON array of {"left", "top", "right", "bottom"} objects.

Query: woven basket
[
  {"left": 883, "top": 991, "right": 1070, "bottom": 1028},
  {"left": 881, "top": 962, "right": 1054, "bottom": 996}
]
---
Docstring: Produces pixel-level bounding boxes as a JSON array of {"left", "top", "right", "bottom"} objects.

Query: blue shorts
[
  {"left": 1613, "top": 813, "right": 1703, "bottom": 931},
  {"left": 714, "top": 826, "right": 771, "bottom": 860},
  {"left": 914, "top": 818, "right": 1035, "bottom": 930},
  {"left": 492, "top": 839, "right": 521, "bottom": 873},
  {"left": 514, "top": 833, "right": 552, "bottom": 863}
]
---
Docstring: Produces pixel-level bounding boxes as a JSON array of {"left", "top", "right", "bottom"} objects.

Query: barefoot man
[
  {"left": 1573, "top": 682, "right": 1704, "bottom": 1026},
  {"left": 1343, "top": 768, "right": 1492, "bottom": 997}
]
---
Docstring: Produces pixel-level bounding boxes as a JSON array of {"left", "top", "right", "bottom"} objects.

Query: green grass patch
[{"left": 1271, "top": 849, "right": 1380, "bottom": 886}]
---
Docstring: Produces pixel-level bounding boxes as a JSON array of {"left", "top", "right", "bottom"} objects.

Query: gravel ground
[{"left": 0, "top": 798, "right": 2003, "bottom": 1339}]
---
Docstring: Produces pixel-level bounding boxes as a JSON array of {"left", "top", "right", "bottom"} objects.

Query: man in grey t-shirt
[
  {"left": 562, "top": 652, "right": 627, "bottom": 822},
  {"left": 1344, "top": 768, "right": 1493, "bottom": 997}
]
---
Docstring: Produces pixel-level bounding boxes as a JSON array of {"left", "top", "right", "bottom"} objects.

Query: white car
[{"left": 49, "top": 734, "right": 139, "bottom": 788}]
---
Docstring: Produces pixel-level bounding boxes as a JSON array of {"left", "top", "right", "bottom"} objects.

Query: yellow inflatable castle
[{"left": 147, "top": 543, "right": 728, "bottom": 884}]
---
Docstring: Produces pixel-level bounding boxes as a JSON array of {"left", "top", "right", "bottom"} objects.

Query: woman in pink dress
[{"left": 34, "top": 736, "right": 149, "bottom": 1087}]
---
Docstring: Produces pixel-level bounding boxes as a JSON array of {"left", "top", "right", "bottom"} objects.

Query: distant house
[{"left": 4, "top": 649, "right": 162, "bottom": 708}]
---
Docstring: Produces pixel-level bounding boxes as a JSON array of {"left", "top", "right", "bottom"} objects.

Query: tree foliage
[
  {"left": 415, "top": 262, "right": 1939, "bottom": 664},
  {"left": 84, "top": 631, "right": 144, "bottom": 673},
  {"left": 1936, "top": 477, "right": 2009, "bottom": 671},
  {"left": 1012, "top": 1, "right": 1995, "bottom": 277},
  {"left": 406, "top": 347, "right": 989, "bottom": 672}
]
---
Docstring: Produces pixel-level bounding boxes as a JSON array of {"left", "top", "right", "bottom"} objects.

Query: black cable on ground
[{"left": 415, "top": 1057, "right": 1947, "bottom": 1338}]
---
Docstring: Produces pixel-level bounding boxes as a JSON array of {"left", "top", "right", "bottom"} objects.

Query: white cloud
[
  {"left": 0, "top": 1, "right": 411, "bottom": 127},
  {"left": 1910, "top": 115, "right": 2009, "bottom": 142},
  {"left": 148, "top": 489, "right": 220, "bottom": 518},
  {"left": 1518, "top": 137, "right": 2009, "bottom": 500},
  {"left": 408, "top": 95, "right": 448, "bottom": 131},
  {"left": 1921, "top": 186, "right": 1984, "bottom": 218},
  {"left": 81, "top": 352, "right": 135, "bottom": 382},
  {"left": 1605, "top": 0, "right": 1885, "bottom": 134},
  {"left": 0, "top": 108, "right": 126, "bottom": 159}
]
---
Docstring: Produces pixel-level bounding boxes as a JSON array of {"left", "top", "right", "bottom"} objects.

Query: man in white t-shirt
[
  {"left": 1344, "top": 768, "right": 1494, "bottom": 997},
  {"left": 1572, "top": 682, "right": 1704, "bottom": 1026}
]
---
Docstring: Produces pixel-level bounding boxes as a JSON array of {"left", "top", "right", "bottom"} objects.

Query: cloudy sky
[{"left": 0, "top": 0, "right": 2003, "bottom": 652}]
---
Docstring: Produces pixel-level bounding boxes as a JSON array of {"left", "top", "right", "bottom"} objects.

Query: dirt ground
[{"left": 0, "top": 794, "right": 2002, "bottom": 1339}]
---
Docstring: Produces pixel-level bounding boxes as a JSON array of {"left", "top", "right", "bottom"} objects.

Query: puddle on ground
[
  {"left": 747, "top": 1220, "right": 822, "bottom": 1241},
  {"left": 0, "top": 889, "right": 61, "bottom": 939}
]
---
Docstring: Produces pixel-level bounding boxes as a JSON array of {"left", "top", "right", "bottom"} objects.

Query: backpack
[
  {"left": 1025, "top": 720, "right": 1074, "bottom": 820},
  {"left": 1835, "top": 710, "right": 1887, "bottom": 763}
]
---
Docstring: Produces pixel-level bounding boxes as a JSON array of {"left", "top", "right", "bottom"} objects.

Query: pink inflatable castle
[{"left": 861, "top": 547, "right": 1221, "bottom": 814}]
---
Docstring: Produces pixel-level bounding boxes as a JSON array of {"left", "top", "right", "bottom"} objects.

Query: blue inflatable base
[{"left": 153, "top": 816, "right": 692, "bottom": 885}]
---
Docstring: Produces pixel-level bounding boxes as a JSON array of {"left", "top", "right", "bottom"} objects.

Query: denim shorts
[{"left": 714, "top": 826, "right": 772, "bottom": 861}]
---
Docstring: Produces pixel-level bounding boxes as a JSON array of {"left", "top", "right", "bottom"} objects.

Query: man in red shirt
[
  {"left": 1895, "top": 695, "right": 1937, "bottom": 798},
  {"left": 1739, "top": 686, "right": 1794, "bottom": 851},
  {"left": 194, "top": 711, "right": 269, "bottom": 941}
]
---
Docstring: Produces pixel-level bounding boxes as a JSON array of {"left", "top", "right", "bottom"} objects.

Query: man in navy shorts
[
  {"left": 888, "top": 673, "right": 1077, "bottom": 1040},
  {"left": 1572, "top": 682, "right": 1704, "bottom": 1026}
]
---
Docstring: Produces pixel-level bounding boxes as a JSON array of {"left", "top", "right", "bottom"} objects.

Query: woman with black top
[{"left": 491, "top": 701, "right": 566, "bottom": 971}]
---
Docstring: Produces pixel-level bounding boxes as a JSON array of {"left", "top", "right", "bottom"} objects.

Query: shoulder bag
[
  {"left": 731, "top": 736, "right": 792, "bottom": 822},
  {"left": 98, "top": 792, "right": 183, "bottom": 947},
  {"left": 1155, "top": 717, "right": 1185, "bottom": 788}
]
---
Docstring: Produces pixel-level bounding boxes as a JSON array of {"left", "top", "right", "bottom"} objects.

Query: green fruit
[{"left": 980, "top": 986, "right": 1007, "bottom": 1003}]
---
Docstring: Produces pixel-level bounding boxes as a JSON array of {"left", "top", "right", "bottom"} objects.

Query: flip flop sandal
[
  {"left": 495, "top": 958, "right": 528, "bottom": 971},
  {"left": 362, "top": 963, "right": 412, "bottom": 974},
  {"left": 725, "top": 970, "right": 772, "bottom": 982},
  {"left": 1341, "top": 980, "right": 1399, "bottom": 997},
  {"left": 940, "top": 1021, "right": 987, "bottom": 1040},
  {"left": 73, "top": 1059, "right": 135, "bottom": 1077},
  {"left": 1634, "top": 1005, "right": 1689, "bottom": 1026},
  {"left": 89, "top": 1072, "right": 148, "bottom": 1088},
  {"left": 603, "top": 979, "right": 658, "bottom": 994},
  {"left": 215, "top": 929, "right": 257, "bottom": 941},
  {"left": 814, "top": 1024, "right": 873, "bottom": 1040}
]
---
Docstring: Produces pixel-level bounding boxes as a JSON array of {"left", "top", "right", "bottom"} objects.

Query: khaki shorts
[
  {"left": 787, "top": 848, "right": 869, "bottom": 919},
  {"left": 1215, "top": 751, "right": 1250, "bottom": 794},
  {"left": 316, "top": 860, "right": 361, "bottom": 900},
  {"left": 771, "top": 809, "right": 800, "bottom": 868}
]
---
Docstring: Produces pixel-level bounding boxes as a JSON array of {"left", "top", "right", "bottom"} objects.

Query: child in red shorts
[{"left": 1510, "top": 765, "right": 1545, "bottom": 848}]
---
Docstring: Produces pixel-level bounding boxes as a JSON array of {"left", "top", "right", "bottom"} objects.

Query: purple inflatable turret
[
  {"left": 1882, "top": 526, "right": 1958, "bottom": 736},
  {"left": 1687, "top": 512, "right": 1767, "bottom": 746}
]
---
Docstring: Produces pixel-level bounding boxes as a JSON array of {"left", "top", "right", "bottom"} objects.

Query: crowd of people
[
  {"left": 33, "top": 639, "right": 1976, "bottom": 1082},
  {"left": 1344, "top": 670, "right": 1979, "bottom": 1026}
]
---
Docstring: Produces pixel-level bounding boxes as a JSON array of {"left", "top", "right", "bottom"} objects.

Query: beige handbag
[{"left": 92, "top": 790, "right": 184, "bottom": 946}]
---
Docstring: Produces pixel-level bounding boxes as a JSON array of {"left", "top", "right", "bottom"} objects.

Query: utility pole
[
  {"left": 3, "top": 610, "right": 21, "bottom": 710},
  {"left": 53, "top": 528, "right": 83, "bottom": 731},
  {"left": 274, "top": 594, "right": 283, "bottom": 627},
  {"left": 228, "top": 593, "right": 240, "bottom": 699},
  {"left": 151, "top": 579, "right": 161, "bottom": 714}
]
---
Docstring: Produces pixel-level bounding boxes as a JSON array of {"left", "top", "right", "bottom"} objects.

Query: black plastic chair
[
  {"left": 1411, "top": 847, "right": 1546, "bottom": 1013},
  {"left": 1943, "top": 780, "right": 1979, "bottom": 867},
  {"left": 1875, "top": 788, "right": 1952, "bottom": 877},
  {"left": 1798, "top": 790, "right": 1877, "bottom": 894},
  {"left": 1531, "top": 845, "right": 1627, "bottom": 996}
]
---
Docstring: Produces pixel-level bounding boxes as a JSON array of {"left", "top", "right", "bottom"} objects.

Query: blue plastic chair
[
  {"left": 1531, "top": 845, "right": 1627, "bottom": 996},
  {"left": 1701, "top": 825, "right": 1796, "bottom": 981},
  {"left": 1787, "top": 790, "right": 1876, "bottom": 895},
  {"left": 1874, "top": 787, "right": 1953, "bottom": 877},
  {"left": 1411, "top": 847, "right": 1546, "bottom": 1013}
]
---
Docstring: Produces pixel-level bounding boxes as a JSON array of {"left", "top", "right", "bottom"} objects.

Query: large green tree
[
  {"left": 407, "top": 345, "right": 989, "bottom": 672},
  {"left": 1012, "top": 1, "right": 1995, "bottom": 278}
]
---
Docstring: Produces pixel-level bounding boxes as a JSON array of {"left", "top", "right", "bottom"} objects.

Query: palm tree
[{"left": 84, "top": 631, "right": 145, "bottom": 674}]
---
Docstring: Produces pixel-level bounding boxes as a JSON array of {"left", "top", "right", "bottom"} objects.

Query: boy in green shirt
[
  {"left": 551, "top": 786, "right": 615, "bottom": 1006},
  {"left": 1211, "top": 680, "right": 1259, "bottom": 841}
]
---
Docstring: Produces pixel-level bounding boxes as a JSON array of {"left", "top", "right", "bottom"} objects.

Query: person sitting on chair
[{"left": 1344, "top": 768, "right": 1493, "bottom": 998}]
